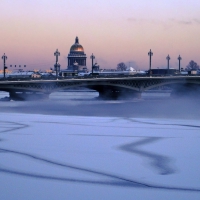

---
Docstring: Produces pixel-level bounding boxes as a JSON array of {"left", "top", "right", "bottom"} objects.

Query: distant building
[
  {"left": 60, "top": 36, "right": 88, "bottom": 77},
  {"left": 188, "top": 70, "right": 197, "bottom": 75},
  {"left": 148, "top": 69, "right": 178, "bottom": 75},
  {"left": 6, "top": 71, "right": 41, "bottom": 79},
  {"left": 0, "top": 69, "right": 12, "bottom": 74},
  {"left": 93, "top": 63, "right": 100, "bottom": 72},
  {"left": 40, "top": 72, "right": 55, "bottom": 79},
  {"left": 67, "top": 36, "right": 87, "bottom": 70}
]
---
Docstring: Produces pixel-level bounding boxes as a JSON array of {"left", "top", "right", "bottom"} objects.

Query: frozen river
[{"left": 0, "top": 91, "right": 200, "bottom": 199}]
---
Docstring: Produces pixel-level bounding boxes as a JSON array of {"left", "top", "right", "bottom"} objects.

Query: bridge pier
[{"left": 9, "top": 91, "right": 50, "bottom": 101}]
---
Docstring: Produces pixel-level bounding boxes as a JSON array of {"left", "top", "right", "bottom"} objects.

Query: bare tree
[
  {"left": 117, "top": 62, "right": 127, "bottom": 71},
  {"left": 185, "top": 60, "right": 199, "bottom": 71}
]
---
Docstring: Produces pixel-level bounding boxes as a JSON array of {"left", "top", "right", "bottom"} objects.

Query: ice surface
[{"left": 0, "top": 113, "right": 200, "bottom": 200}]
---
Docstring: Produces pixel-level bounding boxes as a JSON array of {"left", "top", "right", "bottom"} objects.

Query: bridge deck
[{"left": 0, "top": 75, "right": 200, "bottom": 100}]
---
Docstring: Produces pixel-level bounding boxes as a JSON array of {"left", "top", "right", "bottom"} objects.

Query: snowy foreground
[{"left": 0, "top": 113, "right": 200, "bottom": 200}]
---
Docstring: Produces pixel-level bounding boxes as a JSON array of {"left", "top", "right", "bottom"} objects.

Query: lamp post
[
  {"left": 166, "top": 54, "right": 170, "bottom": 74},
  {"left": 178, "top": 55, "right": 182, "bottom": 72},
  {"left": 90, "top": 53, "right": 95, "bottom": 74},
  {"left": 2, "top": 53, "right": 7, "bottom": 79},
  {"left": 148, "top": 49, "right": 153, "bottom": 75},
  {"left": 148, "top": 49, "right": 153, "bottom": 70},
  {"left": 54, "top": 49, "right": 60, "bottom": 80},
  {"left": 10, "top": 65, "right": 26, "bottom": 70}
]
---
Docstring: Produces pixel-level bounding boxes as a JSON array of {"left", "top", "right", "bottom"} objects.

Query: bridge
[{"left": 0, "top": 75, "right": 200, "bottom": 100}]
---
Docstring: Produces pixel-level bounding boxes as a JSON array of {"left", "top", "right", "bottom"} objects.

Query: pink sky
[{"left": 1, "top": 0, "right": 200, "bottom": 71}]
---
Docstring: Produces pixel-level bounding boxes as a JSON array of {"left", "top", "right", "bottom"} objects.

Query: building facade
[
  {"left": 60, "top": 37, "right": 88, "bottom": 77},
  {"left": 67, "top": 36, "right": 87, "bottom": 70}
]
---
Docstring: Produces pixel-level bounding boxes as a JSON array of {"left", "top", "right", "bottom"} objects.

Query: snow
[{"left": 0, "top": 113, "right": 200, "bottom": 200}]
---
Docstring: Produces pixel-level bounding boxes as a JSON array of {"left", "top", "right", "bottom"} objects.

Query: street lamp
[
  {"left": 178, "top": 55, "right": 182, "bottom": 72},
  {"left": 2, "top": 53, "right": 7, "bottom": 79},
  {"left": 148, "top": 49, "right": 153, "bottom": 71},
  {"left": 90, "top": 53, "right": 95, "bottom": 74},
  {"left": 54, "top": 49, "right": 60, "bottom": 80},
  {"left": 166, "top": 54, "right": 170, "bottom": 74}
]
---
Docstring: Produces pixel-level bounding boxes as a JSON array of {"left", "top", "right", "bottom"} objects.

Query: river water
[{"left": 0, "top": 90, "right": 200, "bottom": 200}]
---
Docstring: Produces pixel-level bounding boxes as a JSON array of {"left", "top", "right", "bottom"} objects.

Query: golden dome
[{"left": 70, "top": 37, "right": 84, "bottom": 53}]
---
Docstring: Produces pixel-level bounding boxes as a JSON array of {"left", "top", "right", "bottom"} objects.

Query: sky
[{"left": 1, "top": 0, "right": 200, "bottom": 71}]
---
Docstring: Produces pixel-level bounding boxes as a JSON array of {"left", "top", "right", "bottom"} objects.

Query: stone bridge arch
[
  {"left": 142, "top": 78, "right": 200, "bottom": 96},
  {"left": 52, "top": 80, "right": 142, "bottom": 99}
]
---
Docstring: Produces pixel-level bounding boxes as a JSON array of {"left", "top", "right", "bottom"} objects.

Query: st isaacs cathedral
[{"left": 60, "top": 37, "right": 98, "bottom": 77}]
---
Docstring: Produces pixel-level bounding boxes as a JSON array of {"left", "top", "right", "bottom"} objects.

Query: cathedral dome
[{"left": 70, "top": 37, "right": 84, "bottom": 54}]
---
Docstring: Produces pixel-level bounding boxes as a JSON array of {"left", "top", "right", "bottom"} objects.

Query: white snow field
[{"left": 0, "top": 113, "right": 200, "bottom": 200}]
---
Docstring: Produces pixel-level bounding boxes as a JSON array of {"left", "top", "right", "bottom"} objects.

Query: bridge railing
[{"left": 0, "top": 73, "right": 200, "bottom": 81}]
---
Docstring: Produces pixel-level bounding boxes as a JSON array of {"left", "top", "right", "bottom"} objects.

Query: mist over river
[{"left": 0, "top": 90, "right": 199, "bottom": 119}]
